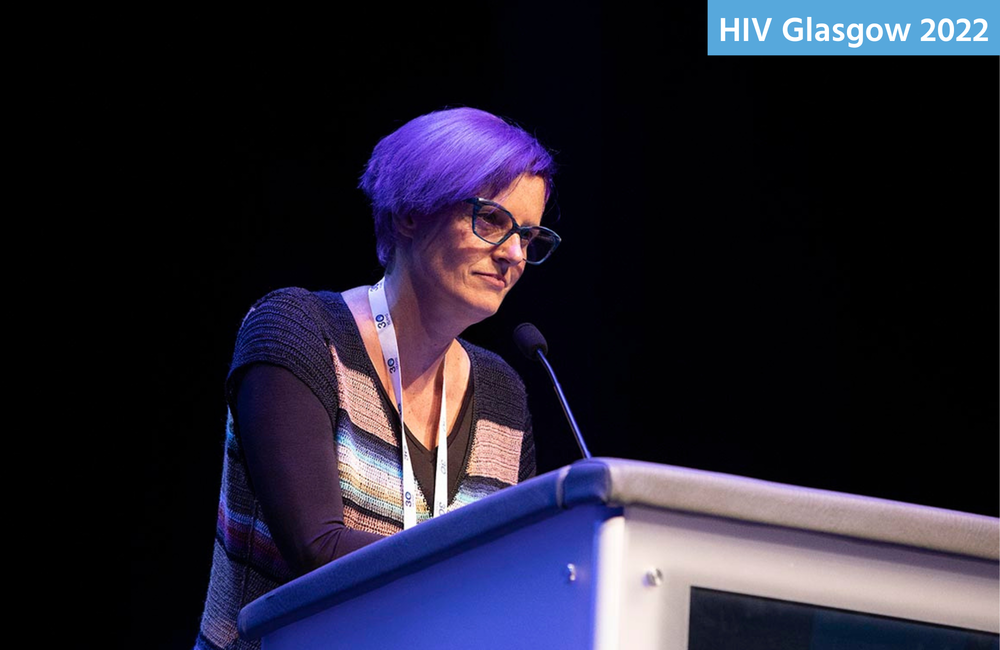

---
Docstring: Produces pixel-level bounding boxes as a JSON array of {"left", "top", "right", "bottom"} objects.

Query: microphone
[{"left": 513, "top": 323, "right": 592, "bottom": 460}]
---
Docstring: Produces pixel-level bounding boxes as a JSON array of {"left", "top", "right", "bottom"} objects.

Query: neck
[{"left": 381, "top": 269, "right": 461, "bottom": 389}]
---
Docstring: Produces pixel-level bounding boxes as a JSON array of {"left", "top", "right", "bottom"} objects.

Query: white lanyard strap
[{"left": 368, "top": 278, "right": 448, "bottom": 529}]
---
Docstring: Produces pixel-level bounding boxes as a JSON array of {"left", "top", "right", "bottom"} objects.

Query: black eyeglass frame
[{"left": 463, "top": 197, "right": 562, "bottom": 265}]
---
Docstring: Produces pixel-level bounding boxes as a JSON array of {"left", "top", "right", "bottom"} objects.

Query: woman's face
[{"left": 404, "top": 173, "right": 548, "bottom": 327}]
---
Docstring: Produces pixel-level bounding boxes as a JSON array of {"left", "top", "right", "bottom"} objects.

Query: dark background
[{"left": 132, "top": 5, "right": 997, "bottom": 648}]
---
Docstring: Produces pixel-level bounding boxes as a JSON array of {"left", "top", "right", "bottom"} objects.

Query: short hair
[{"left": 359, "top": 106, "right": 557, "bottom": 269}]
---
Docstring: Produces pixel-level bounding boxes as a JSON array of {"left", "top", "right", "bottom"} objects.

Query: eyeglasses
[{"left": 464, "top": 198, "right": 561, "bottom": 265}]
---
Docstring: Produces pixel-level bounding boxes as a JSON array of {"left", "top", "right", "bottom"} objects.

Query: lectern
[{"left": 239, "top": 458, "right": 999, "bottom": 649}]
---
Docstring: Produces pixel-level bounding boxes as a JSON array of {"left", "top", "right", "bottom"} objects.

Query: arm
[{"left": 236, "top": 362, "right": 384, "bottom": 576}]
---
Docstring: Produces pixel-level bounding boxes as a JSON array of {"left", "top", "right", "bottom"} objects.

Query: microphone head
[{"left": 513, "top": 322, "right": 548, "bottom": 359}]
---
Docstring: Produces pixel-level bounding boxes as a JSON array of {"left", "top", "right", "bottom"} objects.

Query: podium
[{"left": 238, "top": 458, "right": 999, "bottom": 649}]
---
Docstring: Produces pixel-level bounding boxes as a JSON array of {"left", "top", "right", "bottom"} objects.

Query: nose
[{"left": 494, "top": 232, "right": 526, "bottom": 265}]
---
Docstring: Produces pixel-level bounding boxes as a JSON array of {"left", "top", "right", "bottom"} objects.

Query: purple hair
[{"left": 359, "top": 107, "right": 557, "bottom": 269}]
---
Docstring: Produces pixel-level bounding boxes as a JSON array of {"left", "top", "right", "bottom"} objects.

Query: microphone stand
[{"left": 535, "top": 349, "right": 592, "bottom": 460}]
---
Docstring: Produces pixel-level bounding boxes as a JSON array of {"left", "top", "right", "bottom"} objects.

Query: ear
[{"left": 393, "top": 212, "right": 419, "bottom": 241}]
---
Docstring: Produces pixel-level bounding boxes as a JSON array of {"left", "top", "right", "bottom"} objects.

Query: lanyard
[{"left": 368, "top": 278, "right": 448, "bottom": 529}]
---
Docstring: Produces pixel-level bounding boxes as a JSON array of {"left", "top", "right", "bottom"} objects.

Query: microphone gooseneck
[{"left": 513, "top": 323, "right": 592, "bottom": 460}]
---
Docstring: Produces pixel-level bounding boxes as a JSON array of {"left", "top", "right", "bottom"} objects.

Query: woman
[{"left": 195, "top": 106, "right": 561, "bottom": 650}]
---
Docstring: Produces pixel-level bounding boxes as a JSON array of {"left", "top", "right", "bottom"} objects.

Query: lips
[{"left": 474, "top": 272, "right": 507, "bottom": 289}]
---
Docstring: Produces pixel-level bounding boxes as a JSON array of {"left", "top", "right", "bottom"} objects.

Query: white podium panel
[{"left": 613, "top": 506, "right": 998, "bottom": 649}]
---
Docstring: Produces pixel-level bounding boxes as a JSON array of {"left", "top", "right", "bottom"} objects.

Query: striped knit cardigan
[{"left": 195, "top": 287, "right": 536, "bottom": 650}]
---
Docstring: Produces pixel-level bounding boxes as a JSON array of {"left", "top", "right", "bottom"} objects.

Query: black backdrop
[{"left": 135, "top": 5, "right": 998, "bottom": 647}]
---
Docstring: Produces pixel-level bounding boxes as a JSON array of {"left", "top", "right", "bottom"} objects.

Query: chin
[
  {"left": 464, "top": 292, "right": 506, "bottom": 324},
  {"left": 470, "top": 300, "right": 503, "bottom": 323}
]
